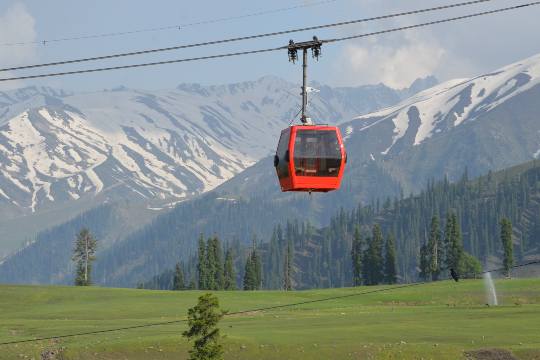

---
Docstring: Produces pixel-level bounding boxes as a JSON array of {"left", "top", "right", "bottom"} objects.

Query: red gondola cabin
[{"left": 274, "top": 125, "right": 346, "bottom": 192}]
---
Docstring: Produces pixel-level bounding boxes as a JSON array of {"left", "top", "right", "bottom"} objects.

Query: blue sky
[{"left": 0, "top": 0, "right": 539, "bottom": 91}]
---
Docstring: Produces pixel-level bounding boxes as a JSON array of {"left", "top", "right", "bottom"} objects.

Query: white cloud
[
  {"left": 328, "top": 0, "right": 540, "bottom": 89},
  {"left": 0, "top": 3, "right": 37, "bottom": 90},
  {"left": 335, "top": 31, "right": 446, "bottom": 89}
]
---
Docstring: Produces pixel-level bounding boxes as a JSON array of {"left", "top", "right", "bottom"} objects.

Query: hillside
[
  {"left": 344, "top": 53, "right": 540, "bottom": 191},
  {"left": 0, "top": 77, "right": 431, "bottom": 256},
  {"left": 223, "top": 53, "right": 540, "bottom": 201},
  {"left": 276, "top": 158, "right": 540, "bottom": 287},
  {"left": 1, "top": 279, "right": 539, "bottom": 359},
  {"left": 4, "top": 52, "right": 540, "bottom": 287},
  {"left": 3, "top": 153, "right": 540, "bottom": 288},
  {"left": 142, "top": 158, "right": 540, "bottom": 291}
]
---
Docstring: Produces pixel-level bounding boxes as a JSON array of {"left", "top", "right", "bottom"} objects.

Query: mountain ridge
[
  {"left": 4, "top": 51, "right": 540, "bottom": 284},
  {"left": 0, "top": 76, "right": 431, "bottom": 255}
]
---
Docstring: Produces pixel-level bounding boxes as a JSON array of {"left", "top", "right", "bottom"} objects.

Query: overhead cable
[
  {"left": 0, "top": 259, "right": 538, "bottom": 346},
  {"left": 0, "top": 0, "right": 339, "bottom": 47},
  {"left": 1, "top": 1, "right": 538, "bottom": 82},
  {"left": 0, "top": 0, "right": 498, "bottom": 73}
]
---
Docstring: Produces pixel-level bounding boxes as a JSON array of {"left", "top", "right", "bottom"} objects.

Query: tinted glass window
[
  {"left": 276, "top": 129, "right": 290, "bottom": 179},
  {"left": 293, "top": 130, "right": 342, "bottom": 177}
]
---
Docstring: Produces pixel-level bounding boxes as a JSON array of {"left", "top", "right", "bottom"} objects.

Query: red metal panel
[{"left": 275, "top": 125, "right": 346, "bottom": 193}]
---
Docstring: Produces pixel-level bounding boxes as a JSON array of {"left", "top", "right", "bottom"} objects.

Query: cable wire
[
  {"left": 1, "top": 1, "right": 538, "bottom": 83},
  {"left": 0, "top": 282, "right": 425, "bottom": 346},
  {"left": 323, "top": 1, "right": 540, "bottom": 44},
  {"left": 0, "top": 259, "right": 538, "bottom": 346},
  {"left": 471, "top": 259, "right": 540, "bottom": 277},
  {"left": 0, "top": 0, "right": 339, "bottom": 47},
  {"left": 0, "top": 48, "right": 284, "bottom": 82},
  {"left": 0, "top": 0, "right": 498, "bottom": 73}
]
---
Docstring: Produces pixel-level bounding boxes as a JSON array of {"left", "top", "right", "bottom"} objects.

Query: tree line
[
  {"left": 76, "top": 210, "right": 515, "bottom": 290},
  {"left": 74, "top": 162, "right": 530, "bottom": 289},
  {"left": 141, "top": 163, "right": 530, "bottom": 290},
  {"left": 418, "top": 213, "right": 482, "bottom": 281}
]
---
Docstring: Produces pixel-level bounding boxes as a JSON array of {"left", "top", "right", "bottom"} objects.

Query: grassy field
[{"left": 0, "top": 278, "right": 539, "bottom": 359}]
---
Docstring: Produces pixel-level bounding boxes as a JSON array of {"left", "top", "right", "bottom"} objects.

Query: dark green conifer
[
  {"left": 419, "top": 242, "right": 430, "bottom": 280},
  {"left": 364, "top": 224, "right": 384, "bottom": 285},
  {"left": 446, "top": 213, "right": 464, "bottom": 274},
  {"left": 243, "top": 254, "right": 254, "bottom": 290},
  {"left": 251, "top": 237, "right": 262, "bottom": 290},
  {"left": 173, "top": 262, "right": 185, "bottom": 290},
  {"left": 283, "top": 240, "right": 293, "bottom": 290},
  {"left": 427, "top": 216, "right": 442, "bottom": 280},
  {"left": 208, "top": 237, "right": 224, "bottom": 290},
  {"left": 351, "top": 225, "right": 363, "bottom": 286},
  {"left": 500, "top": 218, "right": 514, "bottom": 277},
  {"left": 197, "top": 234, "right": 208, "bottom": 290},
  {"left": 223, "top": 248, "right": 236, "bottom": 290},
  {"left": 384, "top": 232, "right": 397, "bottom": 284},
  {"left": 72, "top": 228, "right": 97, "bottom": 286},
  {"left": 183, "top": 293, "right": 225, "bottom": 360}
]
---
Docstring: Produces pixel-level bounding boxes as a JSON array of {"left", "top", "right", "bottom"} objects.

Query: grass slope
[{"left": 1, "top": 279, "right": 539, "bottom": 359}]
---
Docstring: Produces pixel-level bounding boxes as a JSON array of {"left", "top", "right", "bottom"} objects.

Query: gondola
[
  {"left": 273, "top": 37, "right": 346, "bottom": 193},
  {"left": 274, "top": 125, "right": 346, "bottom": 192}
]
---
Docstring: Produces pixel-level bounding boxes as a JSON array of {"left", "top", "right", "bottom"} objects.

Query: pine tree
[
  {"left": 361, "top": 235, "right": 371, "bottom": 285},
  {"left": 189, "top": 276, "right": 197, "bottom": 290},
  {"left": 364, "top": 224, "right": 384, "bottom": 285},
  {"left": 205, "top": 238, "right": 217, "bottom": 290},
  {"left": 461, "top": 252, "right": 482, "bottom": 278},
  {"left": 419, "top": 242, "right": 430, "bottom": 281},
  {"left": 206, "top": 237, "right": 224, "bottom": 290},
  {"left": 243, "top": 254, "right": 254, "bottom": 290},
  {"left": 443, "top": 213, "right": 453, "bottom": 271},
  {"left": 283, "top": 240, "right": 293, "bottom": 290},
  {"left": 251, "top": 238, "right": 262, "bottom": 290},
  {"left": 182, "top": 293, "right": 225, "bottom": 360},
  {"left": 72, "top": 228, "right": 97, "bottom": 286},
  {"left": 384, "top": 232, "right": 397, "bottom": 284},
  {"left": 197, "top": 234, "right": 208, "bottom": 290},
  {"left": 223, "top": 248, "right": 236, "bottom": 290},
  {"left": 500, "top": 218, "right": 514, "bottom": 277},
  {"left": 351, "top": 226, "right": 363, "bottom": 286},
  {"left": 267, "top": 229, "right": 281, "bottom": 289},
  {"left": 447, "top": 213, "right": 464, "bottom": 274},
  {"left": 173, "top": 262, "right": 185, "bottom": 290},
  {"left": 427, "top": 216, "right": 442, "bottom": 280}
]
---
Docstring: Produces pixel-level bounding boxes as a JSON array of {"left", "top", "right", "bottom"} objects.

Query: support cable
[
  {"left": 0, "top": 0, "right": 499, "bottom": 73},
  {"left": 0, "top": 0, "right": 340, "bottom": 47},
  {"left": 1, "top": 1, "right": 538, "bottom": 83},
  {"left": 0, "top": 259, "right": 538, "bottom": 346}
]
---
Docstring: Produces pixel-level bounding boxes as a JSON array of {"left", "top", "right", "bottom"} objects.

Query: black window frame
[
  {"left": 292, "top": 129, "right": 342, "bottom": 178},
  {"left": 275, "top": 129, "right": 291, "bottom": 179}
]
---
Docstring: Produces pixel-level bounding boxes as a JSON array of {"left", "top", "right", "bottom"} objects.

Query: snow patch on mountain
[
  {"left": 0, "top": 76, "right": 438, "bottom": 215},
  {"left": 0, "top": 80, "right": 296, "bottom": 212},
  {"left": 354, "top": 53, "right": 540, "bottom": 156}
]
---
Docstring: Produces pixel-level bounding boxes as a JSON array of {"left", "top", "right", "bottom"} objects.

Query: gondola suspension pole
[
  {"left": 302, "top": 48, "right": 308, "bottom": 124},
  {"left": 288, "top": 36, "right": 323, "bottom": 125}
]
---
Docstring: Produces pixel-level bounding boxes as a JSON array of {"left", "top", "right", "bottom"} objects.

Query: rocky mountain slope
[
  {"left": 0, "top": 77, "right": 430, "bottom": 256},
  {"left": 4, "top": 51, "right": 540, "bottom": 286},
  {"left": 343, "top": 53, "right": 540, "bottom": 190}
]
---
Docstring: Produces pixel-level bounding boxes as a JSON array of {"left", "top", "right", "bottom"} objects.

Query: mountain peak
[
  {"left": 351, "top": 52, "right": 540, "bottom": 156},
  {"left": 407, "top": 76, "right": 439, "bottom": 95}
]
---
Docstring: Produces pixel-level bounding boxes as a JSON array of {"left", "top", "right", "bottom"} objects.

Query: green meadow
[{"left": 1, "top": 278, "right": 539, "bottom": 359}]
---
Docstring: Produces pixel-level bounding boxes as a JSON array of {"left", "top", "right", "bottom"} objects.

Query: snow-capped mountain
[
  {"left": 0, "top": 76, "right": 432, "bottom": 216},
  {"left": 343, "top": 53, "right": 540, "bottom": 189},
  {"left": 0, "top": 79, "right": 303, "bottom": 214},
  {"left": 0, "top": 76, "right": 434, "bottom": 256},
  {"left": 6, "top": 50, "right": 540, "bottom": 286}
]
